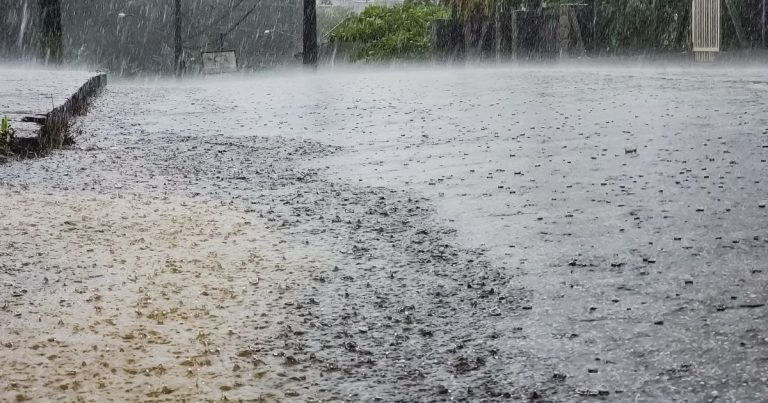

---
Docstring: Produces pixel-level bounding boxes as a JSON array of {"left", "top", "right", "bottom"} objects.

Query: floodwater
[{"left": 1, "top": 64, "right": 767, "bottom": 401}]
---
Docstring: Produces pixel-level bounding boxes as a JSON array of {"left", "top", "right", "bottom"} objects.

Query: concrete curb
[{"left": 38, "top": 73, "right": 108, "bottom": 149}]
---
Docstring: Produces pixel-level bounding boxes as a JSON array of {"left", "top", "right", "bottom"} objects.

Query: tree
[
  {"left": 39, "top": 0, "right": 62, "bottom": 63},
  {"left": 303, "top": 0, "right": 318, "bottom": 65},
  {"left": 175, "top": 0, "right": 184, "bottom": 76},
  {"left": 330, "top": 2, "right": 449, "bottom": 61}
]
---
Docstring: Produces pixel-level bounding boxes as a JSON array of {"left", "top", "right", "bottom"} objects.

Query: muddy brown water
[{"left": 1, "top": 65, "right": 767, "bottom": 402}]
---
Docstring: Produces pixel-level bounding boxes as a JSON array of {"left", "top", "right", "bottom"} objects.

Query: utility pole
[
  {"left": 174, "top": 0, "right": 184, "bottom": 76},
  {"left": 39, "top": 0, "right": 62, "bottom": 64},
  {"left": 303, "top": 0, "right": 318, "bottom": 66}
]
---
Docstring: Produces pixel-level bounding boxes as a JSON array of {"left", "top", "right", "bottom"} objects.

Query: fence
[{"left": 692, "top": 0, "right": 721, "bottom": 61}]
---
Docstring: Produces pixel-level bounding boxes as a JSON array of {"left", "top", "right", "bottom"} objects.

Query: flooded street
[{"left": 2, "top": 65, "right": 768, "bottom": 401}]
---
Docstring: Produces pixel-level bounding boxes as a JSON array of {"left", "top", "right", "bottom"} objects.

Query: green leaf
[{"left": 330, "top": 3, "right": 449, "bottom": 62}]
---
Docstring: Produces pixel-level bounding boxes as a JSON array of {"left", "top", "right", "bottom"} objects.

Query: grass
[{"left": 0, "top": 116, "right": 15, "bottom": 152}]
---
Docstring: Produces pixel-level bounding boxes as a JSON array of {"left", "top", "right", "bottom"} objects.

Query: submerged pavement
[
  {"left": 0, "top": 66, "right": 97, "bottom": 137},
  {"left": 1, "top": 65, "right": 767, "bottom": 401}
]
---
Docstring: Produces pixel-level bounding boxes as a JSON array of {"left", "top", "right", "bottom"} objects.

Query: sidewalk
[{"left": 0, "top": 66, "right": 105, "bottom": 142}]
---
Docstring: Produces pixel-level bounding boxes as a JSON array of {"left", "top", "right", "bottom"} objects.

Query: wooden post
[
  {"left": 39, "top": 0, "right": 62, "bottom": 63},
  {"left": 763, "top": 0, "right": 766, "bottom": 48},
  {"left": 592, "top": 0, "right": 598, "bottom": 53},
  {"left": 174, "top": 0, "right": 184, "bottom": 76},
  {"left": 511, "top": 10, "right": 518, "bottom": 59},
  {"left": 651, "top": 0, "right": 658, "bottom": 48},
  {"left": 569, "top": 8, "right": 585, "bottom": 55},
  {"left": 495, "top": 2, "right": 502, "bottom": 61},
  {"left": 303, "top": 0, "right": 318, "bottom": 66},
  {"left": 558, "top": 7, "right": 570, "bottom": 58}
]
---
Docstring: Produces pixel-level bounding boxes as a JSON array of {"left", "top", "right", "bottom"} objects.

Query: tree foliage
[
  {"left": 334, "top": 0, "right": 694, "bottom": 61},
  {"left": 330, "top": 1, "right": 449, "bottom": 62}
]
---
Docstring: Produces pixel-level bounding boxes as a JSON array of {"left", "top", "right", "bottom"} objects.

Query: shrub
[
  {"left": 330, "top": 1, "right": 449, "bottom": 62},
  {"left": 0, "top": 116, "right": 15, "bottom": 150}
]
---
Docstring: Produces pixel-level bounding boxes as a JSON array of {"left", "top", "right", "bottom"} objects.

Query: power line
[
  {"left": 208, "top": 0, "right": 250, "bottom": 29},
  {"left": 224, "top": 0, "right": 264, "bottom": 36},
  {"left": 184, "top": 0, "right": 261, "bottom": 44}
]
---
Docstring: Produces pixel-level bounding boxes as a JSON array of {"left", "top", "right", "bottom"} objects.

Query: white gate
[{"left": 692, "top": 0, "right": 721, "bottom": 62}]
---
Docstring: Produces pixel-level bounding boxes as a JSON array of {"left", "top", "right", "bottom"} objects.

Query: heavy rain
[{"left": 1, "top": 0, "right": 767, "bottom": 401}]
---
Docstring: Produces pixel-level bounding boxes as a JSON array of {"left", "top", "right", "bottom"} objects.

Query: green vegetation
[
  {"left": 330, "top": 0, "right": 694, "bottom": 62},
  {"left": 0, "top": 116, "right": 15, "bottom": 151},
  {"left": 330, "top": 1, "right": 449, "bottom": 62},
  {"left": 449, "top": 0, "right": 691, "bottom": 52}
]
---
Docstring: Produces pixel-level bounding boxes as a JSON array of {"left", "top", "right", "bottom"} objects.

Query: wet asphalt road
[{"left": 2, "top": 65, "right": 768, "bottom": 401}]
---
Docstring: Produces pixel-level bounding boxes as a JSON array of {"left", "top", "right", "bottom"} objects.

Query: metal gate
[{"left": 692, "top": 0, "right": 721, "bottom": 62}]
